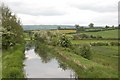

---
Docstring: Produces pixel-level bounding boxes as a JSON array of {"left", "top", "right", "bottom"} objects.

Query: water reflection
[{"left": 24, "top": 42, "right": 78, "bottom": 78}]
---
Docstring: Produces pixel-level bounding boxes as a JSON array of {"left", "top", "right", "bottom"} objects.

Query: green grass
[
  {"left": 91, "top": 46, "right": 118, "bottom": 70},
  {"left": 2, "top": 44, "right": 25, "bottom": 78},
  {"left": 71, "top": 39, "right": 118, "bottom": 71},
  {"left": 23, "top": 32, "right": 31, "bottom": 41},
  {"left": 50, "top": 46, "right": 118, "bottom": 78},
  {"left": 80, "top": 29, "right": 118, "bottom": 38},
  {"left": 71, "top": 39, "right": 118, "bottom": 44}
]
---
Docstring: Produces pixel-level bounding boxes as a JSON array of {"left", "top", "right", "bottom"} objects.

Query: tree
[
  {"left": 105, "top": 25, "right": 109, "bottom": 28},
  {"left": 80, "top": 44, "right": 91, "bottom": 60},
  {"left": 112, "top": 25, "right": 114, "bottom": 28},
  {"left": 57, "top": 26, "right": 61, "bottom": 30},
  {"left": 1, "top": 4, "right": 24, "bottom": 49},
  {"left": 89, "top": 23, "right": 94, "bottom": 28},
  {"left": 75, "top": 24, "right": 80, "bottom": 29}
]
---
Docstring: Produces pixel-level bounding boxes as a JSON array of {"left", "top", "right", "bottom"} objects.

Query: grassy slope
[
  {"left": 2, "top": 44, "right": 25, "bottom": 78},
  {"left": 51, "top": 46, "right": 118, "bottom": 78},
  {"left": 91, "top": 46, "right": 118, "bottom": 70},
  {"left": 81, "top": 29, "right": 118, "bottom": 38}
]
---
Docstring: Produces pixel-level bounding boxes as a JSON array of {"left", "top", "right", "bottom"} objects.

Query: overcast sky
[{"left": 1, "top": 0, "right": 120, "bottom": 26}]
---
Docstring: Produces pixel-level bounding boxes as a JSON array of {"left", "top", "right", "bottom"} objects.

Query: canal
[{"left": 24, "top": 46, "right": 78, "bottom": 78}]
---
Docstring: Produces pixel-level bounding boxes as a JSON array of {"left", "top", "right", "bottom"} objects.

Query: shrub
[
  {"left": 80, "top": 44, "right": 91, "bottom": 60},
  {"left": 90, "top": 35, "right": 96, "bottom": 38},
  {"left": 96, "top": 35, "right": 103, "bottom": 39},
  {"left": 110, "top": 42, "right": 120, "bottom": 46},
  {"left": 73, "top": 34, "right": 90, "bottom": 40},
  {"left": 90, "top": 42, "right": 109, "bottom": 46},
  {"left": 59, "top": 34, "right": 71, "bottom": 47}
]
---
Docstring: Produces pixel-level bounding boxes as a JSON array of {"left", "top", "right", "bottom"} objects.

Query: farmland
[{"left": 80, "top": 29, "right": 118, "bottom": 38}]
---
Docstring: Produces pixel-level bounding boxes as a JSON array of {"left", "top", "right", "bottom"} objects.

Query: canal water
[{"left": 24, "top": 47, "right": 77, "bottom": 78}]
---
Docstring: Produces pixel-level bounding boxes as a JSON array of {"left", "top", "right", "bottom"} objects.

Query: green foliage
[
  {"left": 80, "top": 29, "right": 118, "bottom": 39},
  {"left": 90, "top": 42, "right": 109, "bottom": 46},
  {"left": 73, "top": 34, "right": 102, "bottom": 40},
  {"left": 89, "top": 23, "right": 94, "bottom": 28},
  {"left": 105, "top": 25, "right": 109, "bottom": 28},
  {"left": 2, "top": 44, "right": 25, "bottom": 78},
  {"left": 59, "top": 34, "right": 71, "bottom": 47},
  {"left": 1, "top": 4, "right": 24, "bottom": 49},
  {"left": 110, "top": 42, "right": 120, "bottom": 46},
  {"left": 80, "top": 44, "right": 91, "bottom": 60},
  {"left": 57, "top": 26, "right": 61, "bottom": 30},
  {"left": 75, "top": 24, "right": 85, "bottom": 32}
]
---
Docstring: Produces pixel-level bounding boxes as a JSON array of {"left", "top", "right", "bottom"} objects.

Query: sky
[{"left": 1, "top": 0, "right": 120, "bottom": 26}]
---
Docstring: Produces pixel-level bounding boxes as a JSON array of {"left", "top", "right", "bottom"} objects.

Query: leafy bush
[
  {"left": 90, "top": 42, "right": 109, "bottom": 46},
  {"left": 73, "top": 34, "right": 89, "bottom": 39},
  {"left": 59, "top": 34, "right": 71, "bottom": 47},
  {"left": 73, "top": 34, "right": 102, "bottom": 40},
  {"left": 80, "top": 44, "right": 91, "bottom": 60},
  {"left": 110, "top": 42, "right": 120, "bottom": 46}
]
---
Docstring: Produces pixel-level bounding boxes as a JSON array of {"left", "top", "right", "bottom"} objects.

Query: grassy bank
[
  {"left": 36, "top": 44, "right": 118, "bottom": 78},
  {"left": 2, "top": 44, "right": 25, "bottom": 78},
  {"left": 53, "top": 46, "right": 118, "bottom": 78}
]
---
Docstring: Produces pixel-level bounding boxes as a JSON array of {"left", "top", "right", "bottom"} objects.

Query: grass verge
[
  {"left": 2, "top": 44, "right": 25, "bottom": 78},
  {"left": 49, "top": 46, "right": 118, "bottom": 78}
]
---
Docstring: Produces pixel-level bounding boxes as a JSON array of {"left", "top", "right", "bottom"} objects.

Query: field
[
  {"left": 51, "top": 30, "right": 76, "bottom": 33},
  {"left": 80, "top": 29, "right": 118, "bottom": 38},
  {"left": 91, "top": 46, "right": 118, "bottom": 70},
  {"left": 32, "top": 29, "right": 76, "bottom": 34},
  {"left": 71, "top": 39, "right": 118, "bottom": 44},
  {"left": 69, "top": 29, "right": 118, "bottom": 71}
]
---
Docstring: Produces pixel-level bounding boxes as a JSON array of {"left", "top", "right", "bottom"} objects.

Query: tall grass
[{"left": 2, "top": 44, "right": 25, "bottom": 78}]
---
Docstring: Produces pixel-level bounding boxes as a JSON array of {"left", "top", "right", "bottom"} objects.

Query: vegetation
[
  {"left": 2, "top": 44, "right": 25, "bottom": 78},
  {"left": 1, "top": 4, "right": 25, "bottom": 78},
  {"left": 75, "top": 24, "right": 85, "bottom": 33},
  {"left": 1, "top": 4, "right": 24, "bottom": 49},
  {"left": 88, "top": 23, "right": 94, "bottom": 28},
  {"left": 80, "top": 29, "right": 118, "bottom": 39},
  {"left": 58, "top": 34, "right": 71, "bottom": 47},
  {"left": 34, "top": 29, "right": 119, "bottom": 78}
]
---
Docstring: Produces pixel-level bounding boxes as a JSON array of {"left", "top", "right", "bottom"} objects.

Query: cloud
[
  {"left": 70, "top": 0, "right": 118, "bottom": 13},
  {"left": 2, "top": 0, "right": 119, "bottom": 26},
  {"left": 13, "top": 6, "right": 66, "bottom": 16},
  {"left": 2, "top": 0, "right": 67, "bottom": 16}
]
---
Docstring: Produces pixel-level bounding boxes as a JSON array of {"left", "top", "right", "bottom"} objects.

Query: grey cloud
[
  {"left": 71, "top": 3, "right": 117, "bottom": 13},
  {"left": 7, "top": 3, "right": 66, "bottom": 16}
]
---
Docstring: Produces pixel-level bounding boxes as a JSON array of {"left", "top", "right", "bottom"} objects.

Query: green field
[
  {"left": 80, "top": 29, "right": 118, "bottom": 38},
  {"left": 91, "top": 46, "right": 118, "bottom": 70},
  {"left": 71, "top": 39, "right": 118, "bottom": 44}
]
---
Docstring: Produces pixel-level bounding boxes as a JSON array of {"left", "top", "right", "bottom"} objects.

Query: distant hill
[{"left": 22, "top": 25, "right": 75, "bottom": 30}]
